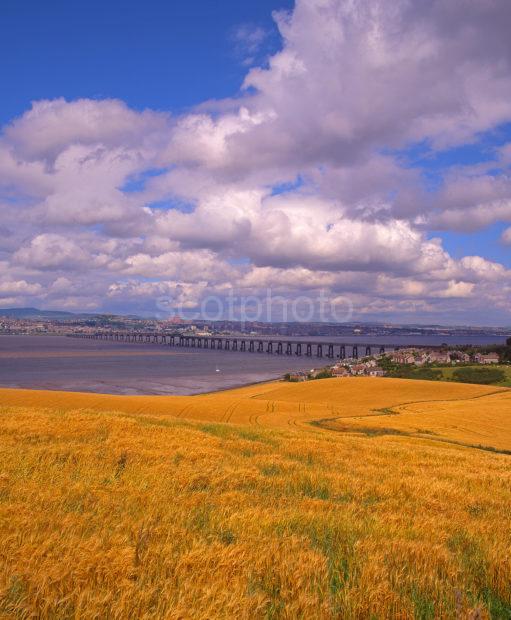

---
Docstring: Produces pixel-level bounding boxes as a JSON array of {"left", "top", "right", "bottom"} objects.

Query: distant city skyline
[{"left": 1, "top": 0, "right": 511, "bottom": 325}]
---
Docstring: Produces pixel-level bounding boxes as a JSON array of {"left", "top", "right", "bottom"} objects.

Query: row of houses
[
  {"left": 389, "top": 349, "right": 500, "bottom": 366},
  {"left": 331, "top": 362, "right": 386, "bottom": 377},
  {"left": 286, "top": 359, "right": 386, "bottom": 382},
  {"left": 285, "top": 347, "right": 502, "bottom": 382}
]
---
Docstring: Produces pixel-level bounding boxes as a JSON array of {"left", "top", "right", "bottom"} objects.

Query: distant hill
[
  {"left": 0, "top": 307, "right": 77, "bottom": 319},
  {"left": 0, "top": 307, "right": 144, "bottom": 320}
]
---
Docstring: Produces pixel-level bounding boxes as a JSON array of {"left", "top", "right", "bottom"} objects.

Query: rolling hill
[{"left": 0, "top": 378, "right": 510, "bottom": 618}]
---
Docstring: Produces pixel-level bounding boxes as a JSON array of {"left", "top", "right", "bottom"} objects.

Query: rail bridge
[{"left": 68, "top": 332, "right": 435, "bottom": 359}]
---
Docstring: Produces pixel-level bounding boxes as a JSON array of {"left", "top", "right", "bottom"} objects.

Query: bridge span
[{"left": 68, "top": 332, "right": 434, "bottom": 359}]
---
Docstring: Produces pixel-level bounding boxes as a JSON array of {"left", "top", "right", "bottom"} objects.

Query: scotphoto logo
[{"left": 156, "top": 289, "right": 353, "bottom": 324}]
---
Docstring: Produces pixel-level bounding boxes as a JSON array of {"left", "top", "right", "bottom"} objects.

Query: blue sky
[
  {"left": 398, "top": 123, "right": 511, "bottom": 269},
  {"left": 1, "top": 0, "right": 292, "bottom": 124},
  {"left": 434, "top": 225, "right": 509, "bottom": 267},
  {"left": 1, "top": 0, "right": 511, "bottom": 325}
]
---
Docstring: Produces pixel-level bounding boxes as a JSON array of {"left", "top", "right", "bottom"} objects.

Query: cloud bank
[{"left": 1, "top": 0, "right": 511, "bottom": 323}]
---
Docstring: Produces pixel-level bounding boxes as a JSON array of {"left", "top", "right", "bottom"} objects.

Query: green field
[
  {"left": 436, "top": 365, "right": 511, "bottom": 387},
  {"left": 384, "top": 363, "right": 511, "bottom": 387}
]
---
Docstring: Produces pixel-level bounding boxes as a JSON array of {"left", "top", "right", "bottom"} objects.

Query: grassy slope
[{"left": 0, "top": 379, "right": 511, "bottom": 618}]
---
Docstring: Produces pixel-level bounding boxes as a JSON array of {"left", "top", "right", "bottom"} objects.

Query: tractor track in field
[
  {"left": 250, "top": 401, "right": 277, "bottom": 426},
  {"left": 306, "top": 388, "right": 511, "bottom": 455},
  {"left": 247, "top": 400, "right": 276, "bottom": 426},
  {"left": 248, "top": 410, "right": 260, "bottom": 426},
  {"left": 177, "top": 404, "right": 193, "bottom": 418},
  {"left": 222, "top": 401, "right": 240, "bottom": 423},
  {"left": 287, "top": 416, "right": 300, "bottom": 427},
  {"left": 321, "top": 388, "right": 509, "bottom": 422}
]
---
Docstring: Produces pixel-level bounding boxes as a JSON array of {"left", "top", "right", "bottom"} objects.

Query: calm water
[
  {"left": 0, "top": 333, "right": 505, "bottom": 395},
  {"left": 0, "top": 335, "right": 318, "bottom": 395}
]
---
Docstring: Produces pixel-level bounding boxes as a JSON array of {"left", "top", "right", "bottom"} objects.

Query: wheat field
[
  {"left": 321, "top": 388, "right": 511, "bottom": 453},
  {"left": 1, "top": 378, "right": 510, "bottom": 618},
  {"left": 0, "top": 377, "right": 502, "bottom": 430}
]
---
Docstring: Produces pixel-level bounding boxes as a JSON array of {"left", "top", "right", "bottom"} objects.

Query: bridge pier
[{"left": 85, "top": 332, "right": 401, "bottom": 361}]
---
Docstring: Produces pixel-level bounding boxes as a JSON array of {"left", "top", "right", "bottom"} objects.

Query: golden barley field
[
  {"left": 321, "top": 387, "right": 511, "bottom": 453},
  {"left": 0, "top": 377, "right": 502, "bottom": 429},
  {"left": 1, "top": 378, "right": 510, "bottom": 619}
]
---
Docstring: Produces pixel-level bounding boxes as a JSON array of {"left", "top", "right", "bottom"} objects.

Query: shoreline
[
  {"left": 0, "top": 374, "right": 282, "bottom": 398},
  {"left": 192, "top": 376, "right": 280, "bottom": 396}
]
